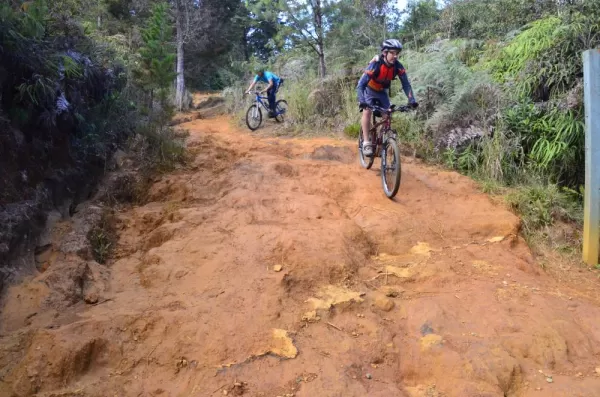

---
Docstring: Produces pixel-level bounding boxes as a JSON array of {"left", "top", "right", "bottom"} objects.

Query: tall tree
[
  {"left": 114, "top": 0, "right": 199, "bottom": 110},
  {"left": 400, "top": 0, "right": 440, "bottom": 48},
  {"left": 242, "top": 0, "right": 280, "bottom": 61},
  {"left": 133, "top": 2, "right": 176, "bottom": 110},
  {"left": 254, "top": 0, "right": 334, "bottom": 78},
  {"left": 183, "top": 0, "right": 245, "bottom": 90},
  {"left": 326, "top": 0, "right": 399, "bottom": 63},
  {"left": 173, "top": 0, "right": 186, "bottom": 111}
]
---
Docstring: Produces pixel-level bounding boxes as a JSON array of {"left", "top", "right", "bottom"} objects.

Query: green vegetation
[
  {"left": 0, "top": 0, "right": 188, "bottom": 271},
  {"left": 0, "top": 0, "right": 186, "bottom": 204},
  {"left": 88, "top": 209, "right": 118, "bottom": 264}
]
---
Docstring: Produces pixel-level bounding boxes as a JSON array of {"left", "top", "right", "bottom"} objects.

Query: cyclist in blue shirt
[{"left": 245, "top": 69, "right": 282, "bottom": 118}]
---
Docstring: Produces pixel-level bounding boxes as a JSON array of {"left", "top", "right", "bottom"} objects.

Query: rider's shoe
[
  {"left": 363, "top": 142, "right": 373, "bottom": 156},
  {"left": 268, "top": 111, "right": 276, "bottom": 118}
]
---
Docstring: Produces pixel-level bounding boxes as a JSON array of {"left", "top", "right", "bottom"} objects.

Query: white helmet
[{"left": 381, "top": 39, "right": 403, "bottom": 52}]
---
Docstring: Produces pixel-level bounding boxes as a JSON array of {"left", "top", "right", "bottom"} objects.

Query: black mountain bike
[{"left": 358, "top": 104, "right": 414, "bottom": 199}]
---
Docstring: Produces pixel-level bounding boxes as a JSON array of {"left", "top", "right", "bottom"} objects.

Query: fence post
[{"left": 582, "top": 50, "right": 600, "bottom": 265}]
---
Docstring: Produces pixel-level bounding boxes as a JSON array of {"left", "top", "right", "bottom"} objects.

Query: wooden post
[{"left": 582, "top": 50, "right": 600, "bottom": 265}]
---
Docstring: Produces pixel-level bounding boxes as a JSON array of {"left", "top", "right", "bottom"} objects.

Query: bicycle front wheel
[
  {"left": 245, "top": 104, "right": 262, "bottom": 131},
  {"left": 381, "top": 137, "right": 401, "bottom": 198}
]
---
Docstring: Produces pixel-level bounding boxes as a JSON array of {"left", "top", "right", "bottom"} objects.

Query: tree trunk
[
  {"left": 447, "top": 3, "right": 453, "bottom": 39},
  {"left": 242, "top": 27, "right": 250, "bottom": 61},
  {"left": 97, "top": 0, "right": 102, "bottom": 28},
  {"left": 313, "top": 0, "right": 326, "bottom": 77},
  {"left": 174, "top": 0, "right": 186, "bottom": 111},
  {"left": 318, "top": 51, "right": 326, "bottom": 78}
]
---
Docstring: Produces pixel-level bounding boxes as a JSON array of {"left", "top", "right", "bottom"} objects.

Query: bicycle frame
[
  {"left": 366, "top": 104, "right": 410, "bottom": 148},
  {"left": 370, "top": 113, "right": 393, "bottom": 142},
  {"left": 253, "top": 92, "right": 270, "bottom": 109}
]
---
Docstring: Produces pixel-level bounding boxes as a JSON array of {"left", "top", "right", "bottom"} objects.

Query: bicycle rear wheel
[
  {"left": 274, "top": 100, "right": 288, "bottom": 122},
  {"left": 358, "top": 126, "right": 374, "bottom": 169},
  {"left": 381, "top": 137, "right": 401, "bottom": 198},
  {"left": 245, "top": 104, "right": 262, "bottom": 131}
]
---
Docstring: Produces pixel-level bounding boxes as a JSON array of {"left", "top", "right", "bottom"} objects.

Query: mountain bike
[
  {"left": 245, "top": 83, "right": 288, "bottom": 131},
  {"left": 358, "top": 104, "right": 414, "bottom": 199}
]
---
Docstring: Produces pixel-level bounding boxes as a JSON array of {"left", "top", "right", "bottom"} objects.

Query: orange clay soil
[{"left": 1, "top": 109, "right": 600, "bottom": 397}]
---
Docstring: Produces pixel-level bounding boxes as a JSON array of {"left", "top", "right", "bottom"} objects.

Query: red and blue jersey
[{"left": 357, "top": 58, "right": 416, "bottom": 105}]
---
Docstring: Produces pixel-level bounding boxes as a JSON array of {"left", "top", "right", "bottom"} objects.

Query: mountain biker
[
  {"left": 356, "top": 39, "right": 418, "bottom": 156},
  {"left": 245, "top": 68, "right": 282, "bottom": 118}
]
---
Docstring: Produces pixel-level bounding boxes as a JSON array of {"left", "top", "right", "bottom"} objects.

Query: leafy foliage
[
  {"left": 133, "top": 2, "right": 176, "bottom": 108},
  {"left": 483, "top": 17, "right": 562, "bottom": 99},
  {"left": 504, "top": 101, "right": 584, "bottom": 185},
  {"left": 436, "top": 0, "right": 557, "bottom": 40},
  {"left": 400, "top": 41, "right": 503, "bottom": 136},
  {"left": 0, "top": 0, "right": 175, "bottom": 209},
  {"left": 482, "top": 9, "right": 600, "bottom": 101},
  {"left": 399, "top": 0, "right": 440, "bottom": 48}
]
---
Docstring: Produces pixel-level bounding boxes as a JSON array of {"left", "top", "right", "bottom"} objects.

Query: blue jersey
[{"left": 254, "top": 71, "right": 281, "bottom": 85}]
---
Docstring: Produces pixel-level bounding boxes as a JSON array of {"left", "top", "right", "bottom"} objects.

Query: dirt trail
[{"left": 2, "top": 109, "right": 600, "bottom": 397}]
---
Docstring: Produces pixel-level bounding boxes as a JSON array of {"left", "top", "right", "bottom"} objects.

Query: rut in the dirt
[{"left": 1, "top": 113, "right": 600, "bottom": 397}]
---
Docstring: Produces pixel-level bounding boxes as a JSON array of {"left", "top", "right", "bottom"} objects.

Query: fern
[
  {"left": 16, "top": 75, "right": 55, "bottom": 106},
  {"left": 400, "top": 41, "right": 502, "bottom": 135},
  {"left": 457, "top": 144, "right": 478, "bottom": 173},
  {"left": 480, "top": 11, "right": 600, "bottom": 101}
]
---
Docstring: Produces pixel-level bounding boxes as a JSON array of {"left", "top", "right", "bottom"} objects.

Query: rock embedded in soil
[
  {"left": 381, "top": 286, "right": 402, "bottom": 298},
  {"left": 301, "top": 310, "right": 320, "bottom": 323},
  {"left": 373, "top": 295, "right": 395, "bottom": 312}
]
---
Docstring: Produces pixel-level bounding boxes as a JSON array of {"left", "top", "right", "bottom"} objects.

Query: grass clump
[
  {"left": 88, "top": 209, "right": 118, "bottom": 264},
  {"left": 505, "top": 183, "right": 583, "bottom": 235},
  {"left": 344, "top": 123, "right": 360, "bottom": 138}
]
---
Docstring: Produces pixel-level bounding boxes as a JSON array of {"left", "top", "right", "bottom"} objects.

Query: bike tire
[
  {"left": 381, "top": 137, "right": 401, "bottom": 198},
  {"left": 245, "top": 104, "right": 262, "bottom": 131},
  {"left": 358, "top": 126, "right": 374, "bottom": 169},
  {"left": 274, "top": 100, "right": 288, "bottom": 123}
]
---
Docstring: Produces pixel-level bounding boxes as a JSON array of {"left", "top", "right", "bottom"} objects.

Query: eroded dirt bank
[{"left": 1, "top": 111, "right": 600, "bottom": 397}]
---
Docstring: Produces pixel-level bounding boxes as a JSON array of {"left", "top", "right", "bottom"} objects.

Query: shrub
[
  {"left": 344, "top": 123, "right": 360, "bottom": 138},
  {"left": 505, "top": 183, "right": 583, "bottom": 235}
]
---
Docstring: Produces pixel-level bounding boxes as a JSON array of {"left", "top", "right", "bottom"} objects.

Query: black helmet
[
  {"left": 254, "top": 67, "right": 265, "bottom": 75},
  {"left": 381, "top": 39, "right": 403, "bottom": 52}
]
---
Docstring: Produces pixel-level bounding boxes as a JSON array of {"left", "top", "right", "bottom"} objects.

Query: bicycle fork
[
  {"left": 381, "top": 137, "right": 395, "bottom": 169},
  {"left": 253, "top": 103, "right": 260, "bottom": 119}
]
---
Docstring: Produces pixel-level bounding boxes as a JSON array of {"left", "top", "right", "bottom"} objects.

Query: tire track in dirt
[{"left": 1, "top": 112, "right": 600, "bottom": 397}]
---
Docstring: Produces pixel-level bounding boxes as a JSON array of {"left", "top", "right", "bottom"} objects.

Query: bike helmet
[
  {"left": 254, "top": 67, "right": 265, "bottom": 75},
  {"left": 381, "top": 39, "right": 403, "bottom": 52}
]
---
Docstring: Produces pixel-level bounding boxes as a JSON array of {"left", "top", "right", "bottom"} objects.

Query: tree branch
[{"left": 284, "top": 6, "right": 319, "bottom": 43}]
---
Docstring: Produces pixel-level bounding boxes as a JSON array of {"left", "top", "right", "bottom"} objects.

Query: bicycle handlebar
[
  {"left": 244, "top": 90, "right": 265, "bottom": 96},
  {"left": 362, "top": 104, "right": 415, "bottom": 114}
]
